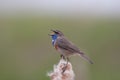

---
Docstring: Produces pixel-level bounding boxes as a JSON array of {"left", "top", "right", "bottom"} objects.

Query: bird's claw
[{"left": 62, "top": 63, "right": 67, "bottom": 74}]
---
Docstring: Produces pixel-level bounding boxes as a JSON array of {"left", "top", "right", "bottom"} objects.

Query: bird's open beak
[
  {"left": 51, "top": 29, "right": 57, "bottom": 33},
  {"left": 48, "top": 30, "right": 55, "bottom": 36}
]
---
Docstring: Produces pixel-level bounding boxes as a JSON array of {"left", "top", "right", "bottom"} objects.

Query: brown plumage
[{"left": 50, "top": 30, "right": 93, "bottom": 64}]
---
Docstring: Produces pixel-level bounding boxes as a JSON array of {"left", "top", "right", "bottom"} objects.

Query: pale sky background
[{"left": 0, "top": 0, "right": 120, "bottom": 17}]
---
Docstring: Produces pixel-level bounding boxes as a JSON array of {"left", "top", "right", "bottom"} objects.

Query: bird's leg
[
  {"left": 60, "top": 55, "right": 66, "bottom": 60},
  {"left": 60, "top": 55, "right": 70, "bottom": 73},
  {"left": 62, "top": 57, "right": 70, "bottom": 73},
  {"left": 66, "top": 57, "right": 70, "bottom": 64}
]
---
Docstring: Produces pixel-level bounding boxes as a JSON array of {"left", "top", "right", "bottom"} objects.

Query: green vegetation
[{"left": 0, "top": 16, "right": 120, "bottom": 80}]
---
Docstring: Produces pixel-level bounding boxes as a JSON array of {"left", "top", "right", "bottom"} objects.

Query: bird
[{"left": 49, "top": 30, "right": 93, "bottom": 64}]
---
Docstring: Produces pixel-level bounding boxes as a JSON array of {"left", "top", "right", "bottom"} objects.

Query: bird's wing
[
  {"left": 56, "top": 37, "right": 83, "bottom": 54},
  {"left": 56, "top": 37, "right": 93, "bottom": 64}
]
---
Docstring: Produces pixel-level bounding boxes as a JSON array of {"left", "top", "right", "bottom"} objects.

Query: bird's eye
[{"left": 55, "top": 32, "right": 59, "bottom": 34}]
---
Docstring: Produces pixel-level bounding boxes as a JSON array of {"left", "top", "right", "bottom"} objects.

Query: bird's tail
[{"left": 78, "top": 51, "right": 93, "bottom": 64}]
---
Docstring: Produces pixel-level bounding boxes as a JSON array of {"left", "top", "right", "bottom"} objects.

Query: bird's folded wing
[{"left": 56, "top": 37, "right": 82, "bottom": 54}]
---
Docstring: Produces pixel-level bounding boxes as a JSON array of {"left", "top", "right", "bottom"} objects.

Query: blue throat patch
[{"left": 51, "top": 34, "right": 58, "bottom": 46}]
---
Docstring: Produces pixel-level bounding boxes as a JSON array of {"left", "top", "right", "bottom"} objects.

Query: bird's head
[
  {"left": 49, "top": 29, "right": 64, "bottom": 40},
  {"left": 51, "top": 30, "right": 64, "bottom": 36}
]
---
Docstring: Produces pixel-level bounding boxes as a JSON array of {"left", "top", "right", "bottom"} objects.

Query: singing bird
[{"left": 49, "top": 30, "right": 93, "bottom": 64}]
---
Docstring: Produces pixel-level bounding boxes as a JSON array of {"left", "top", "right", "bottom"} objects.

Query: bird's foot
[
  {"left": 60, "top": 56, "right": 70, "bottom": 73},
  {"left": 62, "top": 60, "right": 69, "bottom": 73},
  {"left": 62, "top": 63, "right": 67, "bottom": 73},
  {"left": 60, "top": 55, "right": 66, "bottom": 60}
]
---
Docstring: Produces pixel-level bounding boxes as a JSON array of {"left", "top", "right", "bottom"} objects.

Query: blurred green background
[{"left": 0, "top": 0, "right": 120, "bottom": 80}]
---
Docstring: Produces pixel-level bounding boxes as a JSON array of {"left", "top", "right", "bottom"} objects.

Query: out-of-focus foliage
[{"left": 0, "top": 15, "right": 120, "bottom": 80}]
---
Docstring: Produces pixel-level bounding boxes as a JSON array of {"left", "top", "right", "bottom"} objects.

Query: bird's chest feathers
[
  {"left": 52, "top": 40, "right": 58, "bottom": 50},
  {"left": 51, "top": 34, "right": 58, "bottom": 50}
]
